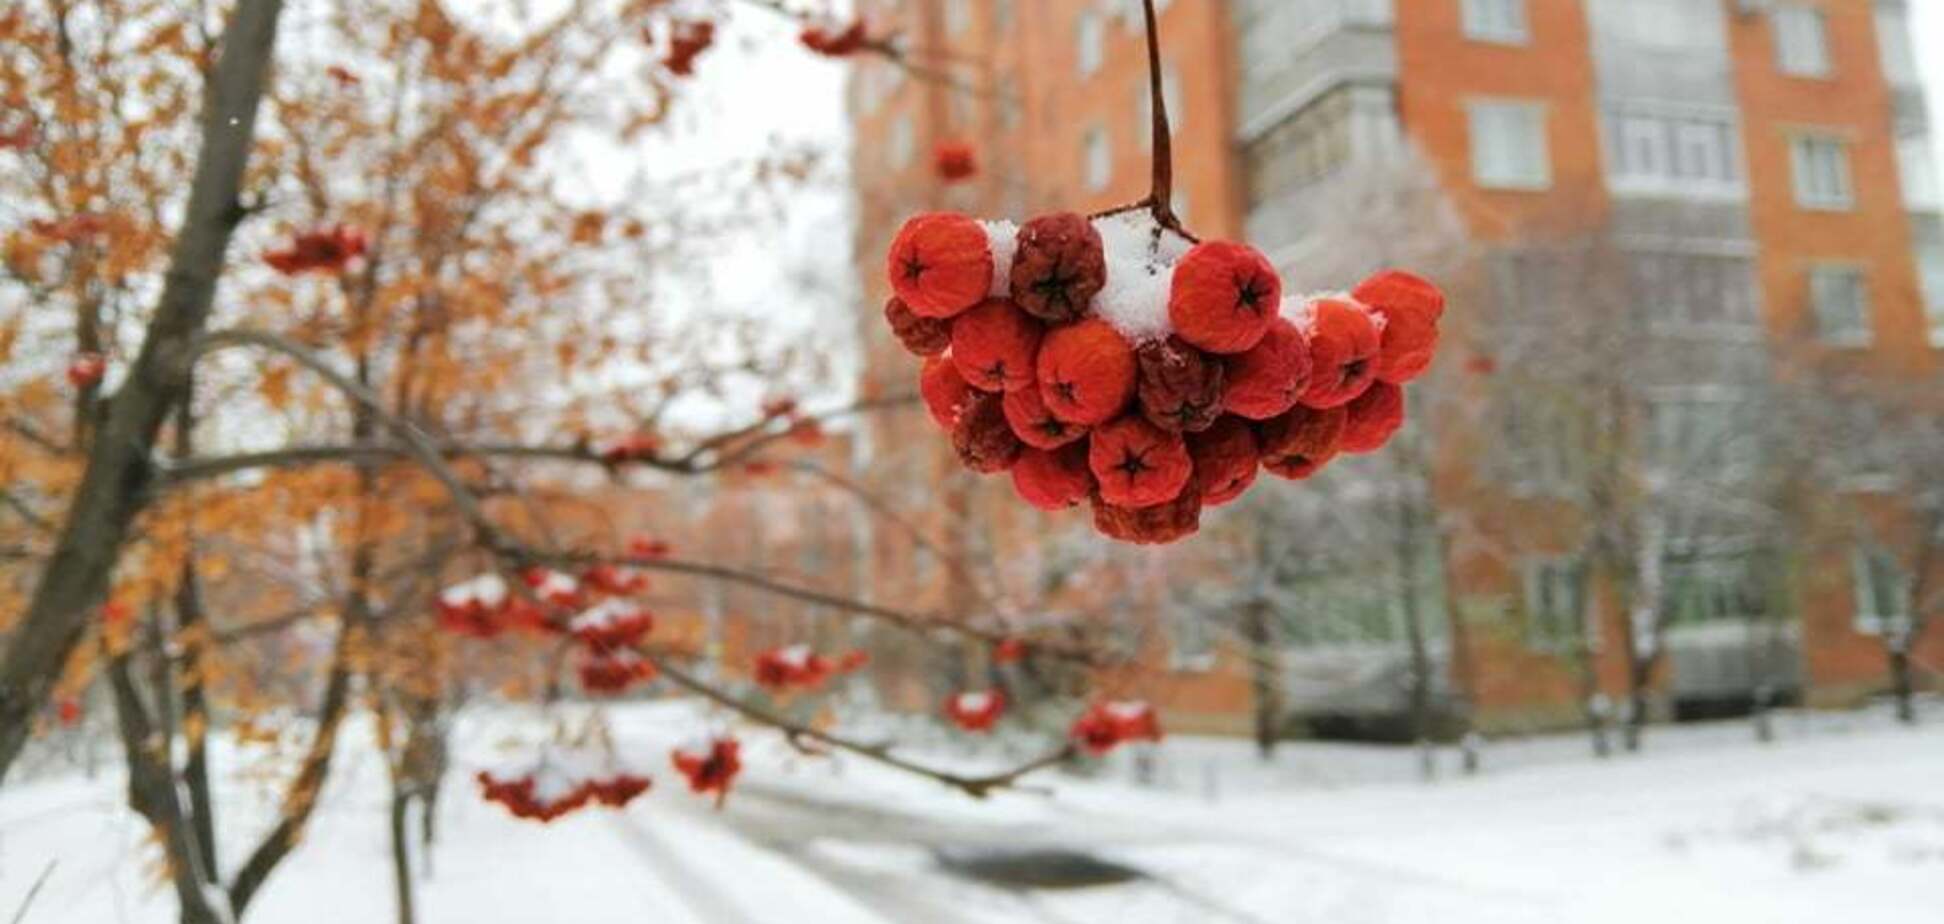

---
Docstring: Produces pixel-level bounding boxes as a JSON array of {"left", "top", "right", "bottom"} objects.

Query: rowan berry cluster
[
  {"left": 943, "top": 689, "right": 1007, "bottom": 732},
  {"left": 263, "top": 224, "right": 366, "bottom": 276},
  {"left": 884, "top": 210, "right": 1444, "bottom": 544},
  {"left": 476, "top": 763, "right": 652, "bottom": 822},
  {"left": 751, "top": 644, "right": 868, "bottom": 692},
  {"left": 436, "top": 562, "right": 658, "bottom": 695},
  {"left": 1069, "top": 700, "right": 1163, "bottom": 755},
  {"left": 671, "top": 737, "right": 742, "bottom": 807}
]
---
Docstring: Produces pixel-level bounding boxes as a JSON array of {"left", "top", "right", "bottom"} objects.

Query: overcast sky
[{"left": 1913, "top": 2, "right": 1944, "bottom": 181}]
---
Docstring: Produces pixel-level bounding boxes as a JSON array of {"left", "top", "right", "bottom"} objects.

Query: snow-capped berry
[
  {"left": 754, "top": 644, "right": 831, "bottom": 690},
  {"left": 1190, "top": 417, "right": 1260, "bottom": 507},
  {"left": 1002, "top": 386, "right": 1088, "bottom": 450},
  {"left": 522, "top": 568, "right": 585, "bottom": 609},
  {"left": 1009, "top": 212, "right": 1107, "bottom": 325},
  {"left": 952, "top": 391, "right": 1024, "bottom": 473},
  {"left": 1167, "top": 241, "right": 1282, "bottom": 354},
  {"left": 944, "top": 690, "right": 1007, "bottom": 733},
  {"left": 920, "top": 355, "right": 973, "bottom": 430},
  {"left": 1339, "top": 381, "right": 1406, "bottom": 453},
  {"left": 1071, "top": 700, "right": 1164, "bottom": 755},
  {"left": 66, "top": 352, "right": 106, "bottom": 389},
  {"left": 887, "top": 212, "right": 993, "bottom": 319},
  {"left": 934, "top": 140, "right": 978, "bottom": 182},
  {"left": 582, "top": 564, "right": 650, "bottom": 596},
  {"left": 883, "top": 296, "right": 953, "bottom": 356},
  {"left": 1352, "top": 269, "right": 1445, "bottom": 323},
  {"left": 1037, "top": 318, "right": 1137, "bottom": 425},
  {"left": 1012, "top": 443, "right": 1094, "bottom": 511},
  {"left": 1136, "top": 337, "right": 1226, "bottom": 433},
  {"left": 1091, "top": 478, "right": 1202, "bottom": 544},
  {"left": 1089, "top": 416, "right": 1193, "bottom": 508},
  {"left": 568, "top": 599, "right": 654, "bottom": 651},
  {"left": 1222, "top": 318, "right": 1311, "bottom": 420},
  {"left": 951, "top": 299, "right": 1044, "bottom": 392},
  {"left": 577, "top": 651, "right": 657, "bottom": 694},
  {"left": 1258, "top": 405, "right": 1347, "bottom": 480},
  {"left": 1299, "top": 299, "right": 1381, "bottom": 409},
  {"left": 671, "top": 738, "right": 742, "bottom": 806}
]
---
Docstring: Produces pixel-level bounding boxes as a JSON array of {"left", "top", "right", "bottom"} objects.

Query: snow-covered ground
[{"left": 2, "top": 703, "right": 1940, "bottom": 923}]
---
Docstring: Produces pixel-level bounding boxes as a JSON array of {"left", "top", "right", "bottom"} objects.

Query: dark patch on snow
[{"left": 933, "top": 847, "right": 1146, "bottom": 890}]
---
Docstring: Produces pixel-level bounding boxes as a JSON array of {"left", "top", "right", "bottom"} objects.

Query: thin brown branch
[{"left": 650, "top": 655, "right": 1073, "bottom": 798}]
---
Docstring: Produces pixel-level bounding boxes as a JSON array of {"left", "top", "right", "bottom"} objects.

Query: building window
[
  {"left": 1604, "top": 108, "right": 1742, "bottom": 196},
  {"left": 1919, "top": 241, "right": 1944, "bottom": 346},
  {"left": 1524, "top": 557, "right": 1589, "bottom": 650},
  {"left": 1774, "top": 5, "right": 1830, "bottom": 77},
  {"left": 1809, "top": 265, "right": 1870, "bottom": 344},
  {"left": 1661, "top": 551, "right": 1774, "bottom": 629},
  {"left": 1851, "top": 545, "right": 1911, "bottom": 635},
  {"left": 1083, "top": 125, "right": 1112, "bottom": 191},
  {"left": 1630, "top": 252, "right": 1759, "bottom": 330},
  {"left": 1648, "top": 395, "right": 1754, "bottom": 474},
  {"left": 1897, "top": 134, "right": 1940, "bottom": 212},
  {"left": 1790, "top": 135, "right": 1853, "bottom": 210},
  {"left": 945, "top": 0, "right": 970, "bottom": 36},
  {"left": 1875, "top": 6, "right": 1918, "bottom": 87},
  {"left": 1462, "top": 0, "right": 1528, "bottom": 45},
  {"left": 1469, "top": 100, "right": 1550, "bottom": 190},
  {"left": 994, "top": 0, "right": 1013, "bottom": 33},
  {"left": 1077, "top": 10, "right": 1104, "bottom": 78}
]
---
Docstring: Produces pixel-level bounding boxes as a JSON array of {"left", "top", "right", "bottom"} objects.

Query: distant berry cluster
[{"left": 883, "top": 210, "right": 1444, "bottom": 544}]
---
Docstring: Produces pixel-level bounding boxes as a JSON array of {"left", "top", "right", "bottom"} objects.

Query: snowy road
[{"left": 2, "top": 704, "right": 1941, "bottom": 923}]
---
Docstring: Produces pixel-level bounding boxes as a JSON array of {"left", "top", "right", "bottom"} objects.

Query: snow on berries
[
  {"left": 671, "top": 737, "right": 742, "bottom": 807},
  {"left": 476, "top": 750, "right": 652, "bottom": 823},
  {"left": 751, "top": 644, "right": 866, "bottom": 692},
  {"left": 1070, "top": 700, "right": 1163, "bottom": 756},
  {"left": 944, "top": 690, "right": 1007, "bottom": 733},
  {"left": 878, "top": 207, "right": 1445, "bottom": 544}
]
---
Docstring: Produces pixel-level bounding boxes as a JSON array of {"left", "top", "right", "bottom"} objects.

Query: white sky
[{"left": 1913, "top": 2, "right": 1944, "bottom": 182}]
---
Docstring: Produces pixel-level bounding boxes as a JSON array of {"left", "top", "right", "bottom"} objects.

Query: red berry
[
  {"left": 952, "top": 299, "right": 1044, "bottom": 393},
  {"left": 920, "top": 355, "right": 973, "bottom": 430},
  {"left": 1003, "top": 386, "right": 1088, "bottom": 450},
  {"left": 672, "top": 738, "right": 742, "bottom": 805},
  {"left": 1012, "top": 443, "right": 1094, "bottom": 511},
  {"left": 1167, "top": 241, "right": 1282, "bottom": 354},
  {"left": 1037, "top": 318, "right": 1137, "bottom": 425},
  {"left": 1088, "top": 416, "right": 1192, "bottom": 509},
  {"left": 1352, "top": 269, "right": 1445, "bottom": 323},
  {"left": 1222, "top": 317, "right": 1311, "bottom": 420},
  {"left": 883, "top": 296, "right": 953, "bottom": 356},
  {"left": 1259, "top": 405, "right": 1347, "bottom": 479},
  {"left": 1071, "top": 700, "right": 1164, "bottom": 755},
  {"left": 65, "top": 352, "right": 107, "bottom": 389},
  {"left": 1299, "top": 298, "right": 1381, "bottom": 409},
  {"left": 1009, "top": 213, "right": 1106, "bottom": 325},
  {"left": 992, "top": 638, "right": 1027, "bottom": 664},
  {"left": 1340, "top": 381, "right": 1406, "bottom": 453},
  {"left": 887, "top": 212, "right": 993, "bottom": 319},
  {"left": 1189, "top": 416, "right": 1260, "bottom": 507},
  {"left": 952, "top": 391, "right": 1024, "bottom": 473},
  {"left": 934, "top": 140, "right": 978, "bottom": 182},
  {"left": 1091, "top": 480, "right": 1202, "bottom": 544},
  {"left": 1136, "top": 337, "right": 1226, "bottom": 433},
  {"left": 944, "top": 690, "right": 1008, "bottom": 732}
]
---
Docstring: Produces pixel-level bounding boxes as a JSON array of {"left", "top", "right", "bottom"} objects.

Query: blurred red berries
[
  {"left": 663, "top": 19, "right": 715, "bottom": 76},
  {"left": 672, "top": 737, "right": 742, "bottom": 806},
  {"left": 945, "top": 690, "right": 1007, "bottom": 733},
  {"left": 800, "top": 19, "right": 869, "bottom": 57},
  {"left": 66, "top": 352, "right": 107, "bottom": 389},
  {"left": 264, "top": 225, "right": 366, "bottom": 276},
  {"left": 933, "top": 140, "right": 978, "bottom": 182},
  {"left": 1071, "top": 701, "right": 1163, "bottom": 755}
]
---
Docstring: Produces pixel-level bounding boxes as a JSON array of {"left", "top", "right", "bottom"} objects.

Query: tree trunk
[
  {"left": 1240, "top": 600, "right": 1281, "bottom": 760},
  {"left": 389, "top": 790, "right": 418, "bottom": 924},
  {"left": 1888, "top": 645, "right": 1916, "bottom": 725},
  {"left": 105, "top": 655, "right": 229, "bottom": 924},
  {"left": 0, "top": 0, "right": 286, "bottom": 785}
]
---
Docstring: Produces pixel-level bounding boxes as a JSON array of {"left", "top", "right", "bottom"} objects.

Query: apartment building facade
[{"left": 847, "top": 0, "right": 1943, "bottom": 734}]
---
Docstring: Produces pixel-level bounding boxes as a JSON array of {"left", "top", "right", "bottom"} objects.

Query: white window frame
[
  {"left": 1774, "top": 4, "right": 1831, "bottom": 78},
  {"left": 1921, "top": 241, "right": 1944, "bottom": 346},
  {"left": 1468, "top": 98, "right": 1551, "bottom": 191},
  {"left": 1851, "top": 545, "right": 1912, "bottom": 636},
  {"left": 1077, "top": 10, "right": 1105, "bottom": 78},
  {"left": 944, "top": 0, "right": 970, "bottom": 36},
  {"left": 1462, "top": 0, "right": 1529, "bottom": 45},
  {"left": 1083, "top": 124, "right": 1112, "bottom": 192},
  {"left": 1789, "top": 133, "right": 1853, "bottom": 210},
  {"left": 1524, "top": 557, "right": 1593, "bottom": 651},
  {"left": 1808, "top": 263, "right": 1871, "bottom": 346},
  {"left": 1896, "top": 134, "right": 1941, "bottom": 212}
]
